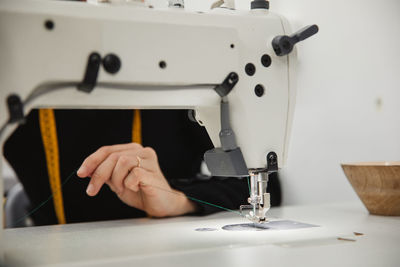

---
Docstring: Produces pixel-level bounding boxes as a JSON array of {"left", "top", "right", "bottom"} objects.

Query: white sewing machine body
[
  {"left": 0, "top": 0, "right": 306, "bottom": 245},
  {"left": 0, "top": 0, "right": 296, "bottom": 167}
]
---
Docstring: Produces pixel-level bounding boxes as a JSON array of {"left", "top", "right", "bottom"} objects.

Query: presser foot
[{"left": 239, "top": 204, "right": 270, "bottom": 223}]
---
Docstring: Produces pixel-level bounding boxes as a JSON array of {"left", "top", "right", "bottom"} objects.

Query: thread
[
  {"left": 13, "top": 169, "right": 244, "bottom": 225},
  {"left": 141, "top": 182, "right": 243, "bottom": 216},
  {"left": 14, "top": 169, "right": 77, "bottom": 226}
]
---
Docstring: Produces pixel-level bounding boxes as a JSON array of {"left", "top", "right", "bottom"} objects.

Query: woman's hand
[{"left": 76, "top": 143, "right": 197, "bottom": 217}]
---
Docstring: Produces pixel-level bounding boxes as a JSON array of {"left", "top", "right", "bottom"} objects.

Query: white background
[{"left": 3, "top": 0, "right": 400, "bottom": 206}]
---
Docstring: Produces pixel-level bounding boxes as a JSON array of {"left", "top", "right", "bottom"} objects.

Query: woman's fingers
[
  {"left": 77, "top": 144, "right": 197, "bottom": 217},
  {"left": 110, "top": 155, "right": 138, "bottom": 194},
  {"left": 138, "top": 147, "right": 160, "bottom": 171},
  {"left": 86, "top": 153, "right": 120, "bottom": 196},
  {"left": 87, "top": 152, "right": 140, "bottom": 196},
  {"left": 124, "top": 168, "right": 142, "bottom": 192},
  {"left": 77, "top": 143, "right": 164, "bottom": 200},
  {"left": 109, "top": 151, "right": 160, "bottom": 192},
  {"left": 77, "top": 143, "right": 142, "bottom": 178},
  {"left": 123, "top": 167, "right": 157, "bottom": 192},
  {"left": 124, "top": 167, "right": 170, "bottom": 198}
]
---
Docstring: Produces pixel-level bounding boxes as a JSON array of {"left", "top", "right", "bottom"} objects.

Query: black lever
[
  {"left": 77, "top": 52, "right": 101, "bottom": 93},
  {"left": 272, "top": 24, "right": 319, "bottom": 56}
]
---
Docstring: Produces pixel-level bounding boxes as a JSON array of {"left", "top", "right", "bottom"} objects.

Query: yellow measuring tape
[
  {"left": 39, "top": 109, "right": 66, "bottom": 224},
  {"left": 39, "top": 109, "right": 142, "bottom": 224},
  {"left": 132, "top": 109, "right": 142, "bottom": 144}
]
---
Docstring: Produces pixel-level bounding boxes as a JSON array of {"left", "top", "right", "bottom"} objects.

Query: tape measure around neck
[
  {"left": 132, "top": 110, "right": 142, "bottom": 144},
  {"left": 39, "top": 109, "right": 66, "bottom": 224}
]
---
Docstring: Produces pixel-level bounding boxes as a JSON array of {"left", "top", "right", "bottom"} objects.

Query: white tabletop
[{"left": 4, "top": 201, "right": 400, "bottom": 267}]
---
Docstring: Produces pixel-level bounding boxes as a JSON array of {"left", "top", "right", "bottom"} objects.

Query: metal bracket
[
  {"left": 266, "top": 151, "right": 278, "bottom": 173},
  {"left": 214, "top": 72, "right": 239, "bottom": 97},
  {"left": 204, "top": 72, "right": 248, "bottom": 177},
  {"left": 77, "top": 52, "right": 102, "bottom": 93},
  {"left": 7, "top": 94, "right": 24, "bottom": 123}
]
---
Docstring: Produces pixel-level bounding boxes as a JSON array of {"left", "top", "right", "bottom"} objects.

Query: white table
[{"left": 4, "top": 202, "right": 400, "bottom": 267}]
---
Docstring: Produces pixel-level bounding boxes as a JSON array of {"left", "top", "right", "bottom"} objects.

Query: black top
[{"left": 3, "top": 109, "right": 280, "bottom": 226}]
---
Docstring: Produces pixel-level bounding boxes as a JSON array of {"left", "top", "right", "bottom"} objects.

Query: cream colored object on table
[
  {"left": 4, "top": 202, "right": 400, "bottom": 267},
  {"left": 342, "top": 162, "right": 400, "bottom": 216}
]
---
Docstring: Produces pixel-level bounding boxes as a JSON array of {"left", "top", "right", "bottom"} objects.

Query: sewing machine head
[{"left": 0, "top": 0, "right": 317, "bottom": 224}]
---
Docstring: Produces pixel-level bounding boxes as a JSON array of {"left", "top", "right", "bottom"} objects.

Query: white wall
[{"left": 187, "top": 0, "right": 400, "bottom": 205}]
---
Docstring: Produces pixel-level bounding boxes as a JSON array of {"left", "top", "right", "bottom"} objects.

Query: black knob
[
  {"left": 261, "top": 54, "right": 271, "bottom": 67},
  {"left": 272, "top": 24, "right": 319, "bottom": 56},
  {"left": 103, "top": 54, "right": 121, "bottom": 74},
  {"left": 245, "top": 63, "right": 256, "bottom": 76},
  {"left": 251, "top": 0, "right": 269, "bottom": 9},
  {"left": 254, "top": 84, "right": 264, "bottom": 97}
]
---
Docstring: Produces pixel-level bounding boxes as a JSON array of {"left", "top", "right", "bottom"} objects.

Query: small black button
[
  {"left": 254, "top": 84, "right": 264, "bottom": 97},
  {"left": 245, "top": 63, "right": 256, "bottom": 76},
  {"left": 159, "top": 61, "right": 167, "bottom": 69},
  {"left": 44, "top": 20, "right": 54, "bottom": 30},
  {"left": 103, "top": 54, "right": 121, "bottom": 74},
  {"left": 261, "top": 54, "right": 271, "bottom": 67}
]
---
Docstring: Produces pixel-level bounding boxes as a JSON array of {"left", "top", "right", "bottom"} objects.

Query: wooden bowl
[{"left": 342, "top": 162, "right": 400, "bottom": 216}]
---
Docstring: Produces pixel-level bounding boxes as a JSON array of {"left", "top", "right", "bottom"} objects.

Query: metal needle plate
[{"left": 222, "top": 220, "right": 318, "bottom": 231}]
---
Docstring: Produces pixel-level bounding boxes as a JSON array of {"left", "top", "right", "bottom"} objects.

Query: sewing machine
[{"left": 0, "top": 0, "right": 318, "bottom": 238}]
